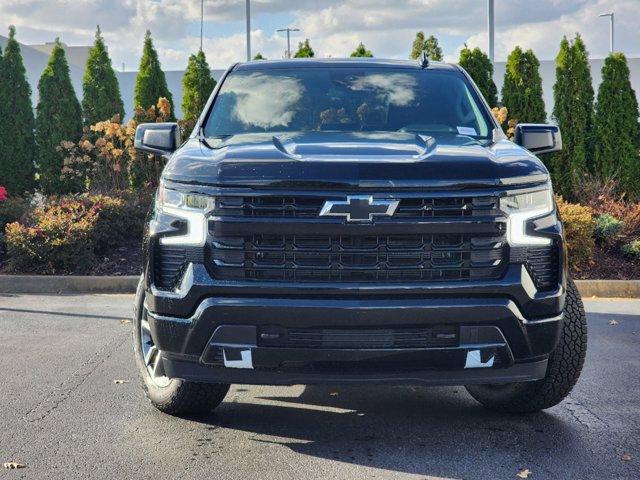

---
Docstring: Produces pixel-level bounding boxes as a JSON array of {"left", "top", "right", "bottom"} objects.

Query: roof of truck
[{"left": 235, "top": 58, "right": 458, "bottom": 71}]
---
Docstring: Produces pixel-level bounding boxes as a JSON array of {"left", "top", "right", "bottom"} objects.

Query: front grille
[
  {"left": 208, "top": 193, "right": 506, "bottom": 284},
  {"left": 213, "top": 195, "right": 499, "bottom": 219},
  {"left": 258, "top": 325, "right": 458, "bottom": 349},
  {"left": 210, "top": 233, "right": 507, "bottom": 283}
]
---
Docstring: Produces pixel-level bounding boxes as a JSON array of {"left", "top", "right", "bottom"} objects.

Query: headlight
[
  {"left": 501, "top": 187, "right": 553, "bottom": 245},
  {"left": 156, "top": 181, "right": 213, "bottom": 246}
]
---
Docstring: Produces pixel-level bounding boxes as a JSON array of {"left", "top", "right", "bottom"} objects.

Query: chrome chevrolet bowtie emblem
[{"left": 319, "top": 195, "right": 399, "bottom": 222}]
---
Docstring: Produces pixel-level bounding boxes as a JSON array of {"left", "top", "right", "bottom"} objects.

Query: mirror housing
[
  {"left": 514, "top": 123, "right": 562, "bottom": 155},
  {"left": 134, "top": 123, "right": 180, "bottom": 156}
]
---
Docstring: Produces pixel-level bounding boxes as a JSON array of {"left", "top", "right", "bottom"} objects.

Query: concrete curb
[
  {"left": 0, "top": 275, "right": 140, "bottom": 294},
  {"left": 0, "top": 275, "right": 638, "bottom": 298},
  {"left": 575, "top": 280, "right": 640, "bottom": 299}
]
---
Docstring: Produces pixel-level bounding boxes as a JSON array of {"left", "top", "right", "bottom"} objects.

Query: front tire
[
  {"left": 466, "top": 278, "right": 587, "bottom": 413},
  {"left": 133, "top": 279, "right": 229, "bottom": 416}
]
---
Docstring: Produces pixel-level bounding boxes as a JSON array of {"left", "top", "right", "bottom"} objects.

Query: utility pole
[
  {"left": 277, "top": 27, "right": 300, "bottom": 58},
  {"left": 599, "top": 12, "right": 615, "bottom": 53},
  {"left": 245, "top": 0, "right": 251, "bottom": 61},
  {"left": 487, "top": 0, "right": 494, "bottom": 63},
  {"left": 200, "top": 0, "right": 204, "bottom": 52}
]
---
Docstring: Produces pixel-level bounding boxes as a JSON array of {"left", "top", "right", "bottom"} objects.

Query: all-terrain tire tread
[
  {"left": 466, "top": 278, "right": 587, "bottom": 413},
  {"left": 142, "top": 380, "right": 230, "bottom": 416}
]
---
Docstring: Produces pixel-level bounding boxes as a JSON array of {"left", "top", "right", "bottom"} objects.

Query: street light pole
[
  {"left": 599, "top": 12, "right": 615, "bottom": 53},
  {"left": 200, "top": 0, "right": 204, "bottom": 52},
  {"left": 246, "top": 0, "right": 251, "bottom": 61},
  {"left": 487, "top": 0, "right": 494, "bottom": 63},
  {"left": 277, "top": 27, "right": 300, "bottom": 58}
]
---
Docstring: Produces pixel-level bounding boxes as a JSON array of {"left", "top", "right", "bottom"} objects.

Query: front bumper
[{"left": 145, "top": 264, "right": 564, "bottom": 386}]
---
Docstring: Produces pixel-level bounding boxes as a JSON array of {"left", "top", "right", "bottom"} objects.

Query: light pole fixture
[
  {"left": 246, "top": 0, "right": 251, "bottom": 61},
  {"left": 277, "top": 27, "right": 300, "bottom": 59},
  {"left": 599, "top": 12, "right": 615, "bottom": 53},
  {"left": 487, "top": 0, "right": 494, "bottom": 63},
  {"left": 200, "top": 0, "right": 204, "bottom": 52}
]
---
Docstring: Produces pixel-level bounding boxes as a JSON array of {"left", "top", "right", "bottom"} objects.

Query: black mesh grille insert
[
  {"left": 153, "top": 245, "right": 187, "bottom": 289},
  {"left": 523, "top": 244, "right": 560, "bottom": 291},
  {"left": 259, "top": 325, "right": 458, "bottom": 349},
  {"left": 210, "top": 233, "right": 507, "bottom": 283}
]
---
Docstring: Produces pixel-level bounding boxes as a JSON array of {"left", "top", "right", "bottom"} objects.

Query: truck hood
[{"left": 162, "top": 131, "right": 549, "bottom": 190}]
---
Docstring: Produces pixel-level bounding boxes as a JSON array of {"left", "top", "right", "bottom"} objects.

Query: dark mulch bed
[
  {"left": 571, "top": 244, "right": 640, "bottom": 280},
  {"left": 91, "top": 245, "right": 143, "bottom": 276},
  {"left": 0, "top": 243, "right": 143, "bottom": 276}
]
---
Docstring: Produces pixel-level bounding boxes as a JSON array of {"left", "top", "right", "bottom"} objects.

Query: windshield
[{"left": 203, "top": 67, "right": 493, "bottom": 139}]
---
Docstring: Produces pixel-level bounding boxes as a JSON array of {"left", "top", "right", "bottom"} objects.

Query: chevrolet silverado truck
[{"left": 132, "top": 58, "right": 587, "bottom": 416}]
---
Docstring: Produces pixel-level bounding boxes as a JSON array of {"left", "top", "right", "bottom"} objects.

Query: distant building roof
[{"left": 28, "top": 41, "right": 91, "bottom": 69}]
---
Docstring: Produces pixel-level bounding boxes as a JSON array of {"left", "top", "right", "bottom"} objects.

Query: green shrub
[
  {"left": 88, "top": 191, "right": 151, "bottom": 252},
  {"left": 0, "top": 196, "right": 30, "bottom": 229},
  {"left": 5, "top": 199, "right": 97, "bottom": 274},
  {"left": 594, "top": 214, "right": 623, "bottom": 242},
  {"left": 555, "top": 195, "right": 595, "bottom": 269},
  {"left": 622, "top": 240, "right": 640, "bottom": 260}
]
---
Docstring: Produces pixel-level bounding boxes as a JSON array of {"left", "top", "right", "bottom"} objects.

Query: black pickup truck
[{"left": 132, "top": 58, "right": 587, "bottom": 416}]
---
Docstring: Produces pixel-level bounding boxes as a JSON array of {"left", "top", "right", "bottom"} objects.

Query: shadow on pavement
[{"left": 189, "top": 384, "right": 586, "bottom": 478}]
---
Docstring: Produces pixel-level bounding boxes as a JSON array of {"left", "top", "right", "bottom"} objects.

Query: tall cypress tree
[
  {"left": 410, "top": 32, "right": 426, "bottom": 59},
  {"left": 350, "top": 42, "right": 373, "bottom": 58},
  {"left": 0, "top": 26, "right": 37, "bottom": 194},
  {"left": 551, "top": 35, "right": 594, "bottom": 197},
  {"left": 134, "top": 30, "right": 174, "bottom": 120},
  {"left": 501, "top": 46, "right": 546, "bottom": 123},
  {"left": 423, "top": 35, "right": 443, "bottom": 61},
  {"left": 35, "top": 39, "right": 83, "bottom": 194},
  {"left": 181, "top": 50, "right": 216, "bottom": 122},
  {"left": 293, "top": 39, "right": 315, "bottom": 58},
  {"left": 594, "top": 52, "right": 640, "bottom": 197},
  {"left": 410, "top": 32, "right": 443, "bottom": 61},
  {"left": 82, "top": 26, "right": 125, "bottom": 125},
  {"left": 458, "top": 45, "right": 498, "bottom": 106}
]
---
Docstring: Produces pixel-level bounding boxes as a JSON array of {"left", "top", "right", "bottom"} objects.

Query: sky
[{"left": 1, "top": 0, "right": 638, "bottom": 72}]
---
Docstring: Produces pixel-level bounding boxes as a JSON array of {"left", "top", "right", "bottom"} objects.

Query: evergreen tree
[
  {"left": 0, "top": 26, "right": 37, "bottom": 194},
  {"left": 551, "top": 34, "right": 595, "bottom": 196},
  {"left": 458, "top": 45, "right": 498, "bottom": 106},
  {"left": 82, "top": 26, "right": 125, "bottom": 125},
  {"left": 253, "top": 52, "right": 266, "bottom": 60},
  {"left": 410, "top": 32, "right": 426, "bottom": 59},
  {"left": 423, "top": 35, "right": 443, "bottom": 61},
  {"left": 35, "top": 39, "right": 83, "bottom": 194},
  {"left": 181, "top": 50, "right": 216, "bottom": 122},
  {"left": 410, "top": 32, "right": 442, "bottom": 61},
  {"left": 501, "top": 46, "right": 546, "bottom": 123},
  {"left": 594, "top": 52, "right": 640, "bottom": 197},
  {"left": 134, "top": 30, "right": 174, "bottom": 120},
  {"left": 350, "top": 42, "right": 373, "bottom": 58},
  {"left": 293, "top": 39, "right": 315, "bottom": 58}
]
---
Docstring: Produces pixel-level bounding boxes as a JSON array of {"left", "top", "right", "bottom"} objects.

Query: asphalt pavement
[{"left": 0, "top": 293, "right": 638, "bottom": 480}]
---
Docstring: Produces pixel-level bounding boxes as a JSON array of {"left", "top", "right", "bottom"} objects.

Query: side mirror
[
  {"left": 514, "top": 124, "right": 562, "bottom": 155},
  {"left": 134, "top": 123, "right": 180, "bottom": 156}
]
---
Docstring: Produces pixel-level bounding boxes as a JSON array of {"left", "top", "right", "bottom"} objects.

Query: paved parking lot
[{"left": 0, "top": 294, "right": 638, "bottom": 479}]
